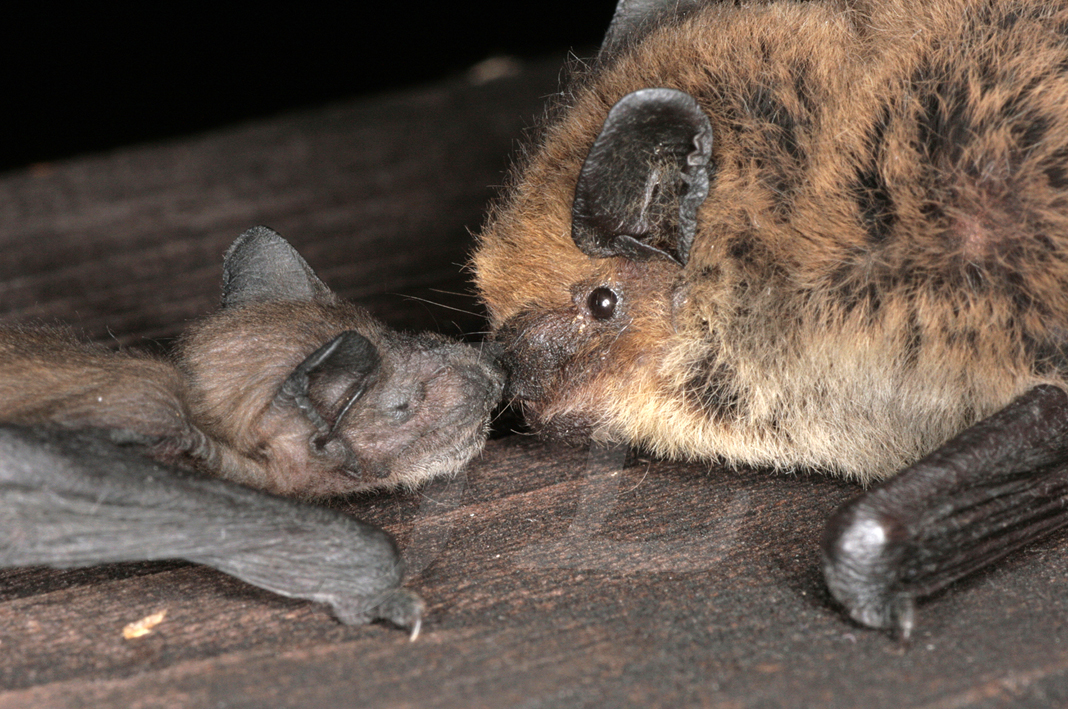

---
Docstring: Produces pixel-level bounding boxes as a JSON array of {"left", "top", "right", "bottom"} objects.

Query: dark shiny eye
[{"left": 587, "top": 287, "right": 618, "bottom": 320}]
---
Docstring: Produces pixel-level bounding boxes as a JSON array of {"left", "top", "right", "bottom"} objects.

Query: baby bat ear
[
  {"left": 571, "top": 88, "right": 712, "bottom": 266},
  {"left": 276, "top": 331, "right": 383, "bottom": 436},
  {"left": 221, "top": 226, "right": 333, "bottom": 309},
  {"left": 600, "top": 0, "right": 706, "bottom": 59}
]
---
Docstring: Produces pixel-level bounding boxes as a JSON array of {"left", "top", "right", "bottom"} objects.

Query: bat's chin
[
  {"left": 514, "top": 396, "right": 602, "bottom": 445},
  {"left": 499, "top": 345, "right": 613, "bottom": 444}
]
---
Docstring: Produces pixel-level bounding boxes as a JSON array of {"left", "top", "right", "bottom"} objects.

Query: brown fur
[
  {"left": 0, "top": 325, "right": 199, "bottom": 457},
  {"left": 474, "top": 0, "right": 1068, "bottom": 482}
]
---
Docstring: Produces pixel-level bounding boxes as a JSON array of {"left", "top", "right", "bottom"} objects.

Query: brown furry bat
[
  {"left": 0, "top": 226, "right": 504, "bottom": 631},
  {"left": 474, "top": 0, "right": 1068, "bottom": 636}
]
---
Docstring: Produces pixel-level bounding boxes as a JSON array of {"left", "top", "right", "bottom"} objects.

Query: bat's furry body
[
  {"left": 0, "top": 226, "right": 504, "bottom": 629},
  {"left": 477, "top": 0, "right": 1068, "bottom": 480},
  {"left": 0, "top": 325, "right": 196, "bottom": 451},
  {"left": 474, "top": 0, "right": 1068, "bottom": 632}
]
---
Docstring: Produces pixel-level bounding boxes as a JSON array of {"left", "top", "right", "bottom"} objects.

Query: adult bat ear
[
  {"left": 221, "top": 225, "right": 333, "bottom": 309},
  {"left": 572, "top": 88, "right": 713, "bottom": 266},
  {"left": 276, "top": 331, "right": 383, "bottom": 437},
  {"left": 599, "top": 0, "right": 707, "bottom": 60}
]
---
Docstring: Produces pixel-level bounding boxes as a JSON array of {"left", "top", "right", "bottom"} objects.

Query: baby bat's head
[{"left": 180, "top": 227, "right": 505, "bottom": 499}]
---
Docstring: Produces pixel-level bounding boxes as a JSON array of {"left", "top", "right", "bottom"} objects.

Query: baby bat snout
[
  {"left": 382, "top": 339, "right": 507, "bottom": 429},
  {"left": 332, "top": 339, "right": 507, "bottom": 488},
  {"left": 433, "top": 342, "right": 508, "bottom": 415},
  {"left": 474, "top": 340, "right": 509, "bottom": 400}
]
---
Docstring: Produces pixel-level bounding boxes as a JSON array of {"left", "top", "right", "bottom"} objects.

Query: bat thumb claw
[
  {"left": 891, "top": 595, "right": 915, "bottom": 643},
  {"left": 372, "top": 588, "right": 426, "bottom": 634}
]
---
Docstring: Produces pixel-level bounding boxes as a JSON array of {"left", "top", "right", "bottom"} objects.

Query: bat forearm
[
  {"left": 0, "top": 425, "right": 421, "bottom": 629},
  {"left": 822, "top": 386, "right": 1068, "bottom": 638}
]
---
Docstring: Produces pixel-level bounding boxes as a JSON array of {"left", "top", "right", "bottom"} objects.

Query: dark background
[{"left": 2, "top": 3, "right": 616, "bottom": 174}]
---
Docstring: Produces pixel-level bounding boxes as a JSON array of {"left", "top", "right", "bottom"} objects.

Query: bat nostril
[{"left": 389, "top": 400, "right": 415, "bottom": 423}]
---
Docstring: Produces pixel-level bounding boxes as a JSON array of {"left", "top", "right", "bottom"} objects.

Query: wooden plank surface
[{"left": 0, "top": 54, "right": 1066, "bottom": 709}]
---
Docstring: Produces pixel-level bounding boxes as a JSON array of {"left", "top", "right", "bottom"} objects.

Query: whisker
[
  {"left": 427, "top": 288, "right": 472, "bottom": 298},
  {"left": 398, "top": 294, "right": 482, "bottom": 318},
  {"left": 621, "top": 462, "right": 651, "bottom": 495}
]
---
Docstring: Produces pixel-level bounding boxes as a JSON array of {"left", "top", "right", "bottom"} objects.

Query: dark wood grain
[{"left": 0, "top": 54, "right": 1066, "bottom": 709}]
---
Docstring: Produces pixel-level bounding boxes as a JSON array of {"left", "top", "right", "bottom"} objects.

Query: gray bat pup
[{"left": 0, "top": 226, "right": 505, "bottom": 632}]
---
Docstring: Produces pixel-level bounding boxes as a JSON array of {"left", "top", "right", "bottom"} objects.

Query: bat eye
[{"left": 587, "top": 287, "right": 618, "bottom": 320}]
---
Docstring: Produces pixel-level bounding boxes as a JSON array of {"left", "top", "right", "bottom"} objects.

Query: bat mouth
[{"left": 511, "top": 396, "right": 600, "bottom": 445}]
